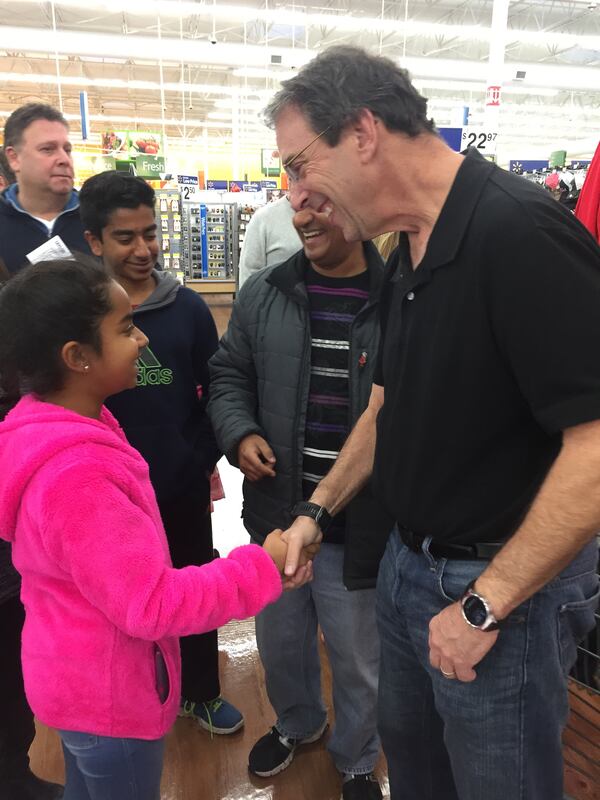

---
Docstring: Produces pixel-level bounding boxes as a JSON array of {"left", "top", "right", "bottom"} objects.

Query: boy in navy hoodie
[{"left": 79, "top": 171, "right": 244, "bottom": 735}]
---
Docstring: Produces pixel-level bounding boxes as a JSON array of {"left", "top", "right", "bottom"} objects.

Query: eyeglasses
[{"left": 282, "top": 124, "right": 332, "bottom": 183}]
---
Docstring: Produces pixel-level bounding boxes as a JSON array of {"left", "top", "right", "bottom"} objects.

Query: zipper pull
[{"left": 358, "top": 351, "right": 368, "bottom": 368}]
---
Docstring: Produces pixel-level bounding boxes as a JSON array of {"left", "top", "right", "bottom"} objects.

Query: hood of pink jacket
[{"left": 0, "top": 395, "right": 130, "bottom": 543}]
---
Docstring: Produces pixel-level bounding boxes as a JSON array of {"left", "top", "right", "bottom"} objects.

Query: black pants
[
  {"left": 0, "top": 595, "right": 36, "bottom": 780},
  {"left": 159, "top": 491, "right": 220, "bottom": 702}
]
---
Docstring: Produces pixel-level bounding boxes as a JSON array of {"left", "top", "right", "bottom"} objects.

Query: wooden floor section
[
  {"left": 29, "top": 618, "right": 390, "bottom": 799},
  {"left": 564, "top": 682, "right": 600, "bottom": 800}
]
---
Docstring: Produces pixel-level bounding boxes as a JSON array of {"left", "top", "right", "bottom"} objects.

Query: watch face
[{"left": 463, "top": 595, "right": 488, "bottom": 628}]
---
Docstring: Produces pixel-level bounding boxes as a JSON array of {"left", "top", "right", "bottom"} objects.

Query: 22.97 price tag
[{"left": 461, "top": 128, "right": 498, "bottom": 155}]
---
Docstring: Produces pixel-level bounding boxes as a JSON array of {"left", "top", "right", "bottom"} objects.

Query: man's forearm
[
  {"left": 477, "top": 418, "right": 600, "bottom": 619},
  {"left": 310, "top": 386, "right": 381, "bottom": 515}
]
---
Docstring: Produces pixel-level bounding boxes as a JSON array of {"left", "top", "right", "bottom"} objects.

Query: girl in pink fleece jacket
[{"left": 0, "top": 257, "right": 313, "bottom": 800}]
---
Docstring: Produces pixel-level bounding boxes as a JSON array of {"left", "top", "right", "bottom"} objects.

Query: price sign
[
  {"left": 461, "top": 128, "right": 498, "bottom": 155},
  {"left": 177, "top": 175, "right": 200, "bottom": 200}
]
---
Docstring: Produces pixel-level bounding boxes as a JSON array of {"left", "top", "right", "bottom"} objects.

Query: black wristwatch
[
  {"left": 290, "top": 501, "right": 333, "bottom": 534},
  {"left": 460, "top": 580, "right": 503, "bottom": 632}
]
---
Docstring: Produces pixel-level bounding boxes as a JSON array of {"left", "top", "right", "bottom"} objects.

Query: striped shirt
[{"left": 302, "top": 264, "right": 370, "bottom": 543}]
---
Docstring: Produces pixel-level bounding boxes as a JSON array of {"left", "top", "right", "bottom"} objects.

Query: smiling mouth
[{"left": 303, "top": 230, "right": 325, "bottom": 241}]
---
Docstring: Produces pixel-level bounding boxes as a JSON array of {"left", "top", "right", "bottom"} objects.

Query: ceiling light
[
  {"left": 0, "top": 70, "right": 265, "bottom": 98},
  {"left": 232, "top": 67, "right": 297, "bottom": 80},
  {"left": 5, "top": 0, "right": 600, "bottom": 51}
]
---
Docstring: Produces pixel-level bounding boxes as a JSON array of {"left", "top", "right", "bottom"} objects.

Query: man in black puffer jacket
[{"left": 208, "top": 206, "right": 392, "bottom": 800}]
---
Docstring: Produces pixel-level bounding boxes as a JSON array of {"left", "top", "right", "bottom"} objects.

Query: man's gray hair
[{"left": 264, "top": 45, "right": 435, "bottom": 146}]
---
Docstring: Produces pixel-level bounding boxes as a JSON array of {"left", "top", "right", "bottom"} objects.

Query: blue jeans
[
  {"left": 255, "top": 542, "right": 381, "bottom": 774},
  {"left": 376, "top": 528, "right": 599, "bottom": 800},
  {"left": 58, "top": 729, "right": 165, "bottom": 800}
]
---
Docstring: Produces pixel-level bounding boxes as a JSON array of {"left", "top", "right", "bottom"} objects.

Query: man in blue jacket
[
  {"left": 0, "top": 103, "right": 84, "bottom": 799},
  {"left": 0, "top": 103, "right": 89, "bottom": 275}
]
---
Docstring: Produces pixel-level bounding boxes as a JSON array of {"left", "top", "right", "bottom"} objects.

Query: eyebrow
[
  {"left": 111, "top": 224, "right": 157, "bottom": 236},
  {"left": 37, "top": 140, "right": 71, "bottom": 147},
  {"left": 119, "top": 313, "right": 134, "bottom": 325}
]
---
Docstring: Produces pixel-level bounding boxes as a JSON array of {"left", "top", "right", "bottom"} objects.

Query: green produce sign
[{"left": 135, "top": 155, "right": 166, "bottom": 177}]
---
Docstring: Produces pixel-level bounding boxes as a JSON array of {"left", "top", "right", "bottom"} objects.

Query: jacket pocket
[{"left": 154, "top": 643, "right": 171, "bottom": 705}]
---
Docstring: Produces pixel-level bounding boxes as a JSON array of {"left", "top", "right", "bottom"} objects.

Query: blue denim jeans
[
  {"left": 376, "top": 528, "right": 599, "bottom": 800},
  {"left": 58, "top": 729, "right": 165, "bottom": 800},
  {"left": 255, "top": 542, "right": 381, "bottom": 774}
]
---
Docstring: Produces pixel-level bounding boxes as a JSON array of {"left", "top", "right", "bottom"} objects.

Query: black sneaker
[
  {"left": 342, "top": 773, "right": 383, "bottom": 800},
  {"left": 248, "top": 720, "right": 328, "bottom": 777}
]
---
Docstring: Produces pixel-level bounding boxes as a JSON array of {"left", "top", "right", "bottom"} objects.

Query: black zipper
[{"left": 291, "top": 303, "right": 311, "bottom": 506}]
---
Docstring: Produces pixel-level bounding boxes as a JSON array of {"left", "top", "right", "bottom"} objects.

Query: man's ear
[
  {"left": 348, "top": 108, "right": 380, "bottom": 165},
  {"left": 85, "top": 230, "right": 104, "bottom": 258},
  {"left": 4, "top": 146, "right": 20, "bottom": 174}
]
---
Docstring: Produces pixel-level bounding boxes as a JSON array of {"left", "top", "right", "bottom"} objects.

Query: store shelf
[{"left": 186, "top": 279, "right": 236, "bottom": 294}]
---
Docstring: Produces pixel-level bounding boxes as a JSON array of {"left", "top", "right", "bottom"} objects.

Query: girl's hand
[
  {"left": 263, "top": 530, "right": 288, "bottom": 573},
  {"left": 263, "top": 530, "right": 315, "bottom": 590}
]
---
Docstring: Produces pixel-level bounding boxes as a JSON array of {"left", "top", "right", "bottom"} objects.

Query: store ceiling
[{"left": 0, "top": 0, "right": 599, "bottom": 160}]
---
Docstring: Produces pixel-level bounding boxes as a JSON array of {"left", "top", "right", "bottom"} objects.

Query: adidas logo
[{"left": 137, "top": 346, "right": 173, "bottom": 387}]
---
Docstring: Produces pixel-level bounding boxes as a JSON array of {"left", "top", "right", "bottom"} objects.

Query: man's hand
[
  {"left": 238, "top": 434, "right": 276, "bottom": 481},
  {"left": 263, "top": 529, "right": 316, "bottom": 590},
  {"left": 428, "top": 602, "right": 499, "bottom": 682},
  {"left": 281, "top": 517, "right": 323, "bottom": 578}
]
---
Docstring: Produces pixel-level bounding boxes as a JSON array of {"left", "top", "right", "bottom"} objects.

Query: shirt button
[{"left": 407, "top": 291, "right": 415, "bottom": 300}]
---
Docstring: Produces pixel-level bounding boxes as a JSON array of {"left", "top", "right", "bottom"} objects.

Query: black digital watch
[{"left": 290, "top": 501, "right": 333, "bottom": 534}]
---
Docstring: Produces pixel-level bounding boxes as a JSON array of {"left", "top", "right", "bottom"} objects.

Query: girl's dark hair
[{"left": 0, "top": 255, "right": 113, "bottom": 409}]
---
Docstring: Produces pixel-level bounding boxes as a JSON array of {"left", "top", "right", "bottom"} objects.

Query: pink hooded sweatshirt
[{"left": 0, "top": 396, "right": 282, "bottom": 739}]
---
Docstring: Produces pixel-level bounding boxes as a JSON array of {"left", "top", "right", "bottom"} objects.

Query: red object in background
[
  {"left": 486, "top": 85, "right": 501, "bottom": 107},
  {"left": 575, "top": 141, "right": 600, "bottom": 244}
]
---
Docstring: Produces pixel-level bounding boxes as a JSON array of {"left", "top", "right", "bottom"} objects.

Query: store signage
[
  {"left": 261, "top": 180, "right": 278, "bottom": 189},
  {"left": 548, "top": 150, "right": 567, "bottom": 168},
  {"left": 243, "top": 182, "right": 261, "bottom": 192},
  {"left": 177, "top": 175, "right": 199, "bottom": 186},
  {"left": 461, "top": 127, "right": 498, "bottom": 155},
  {"left": 229, "top": 180, "right": 245, "bottom": 192},
  {"left": 79, "top": 91, "right": 89, "bottom": 140},
  {"left": 206, "top": 180, "right": 228, "bottom": 190},
  {"left": 261, "top": 148, "right": 281, "bottom": 177},
  {"left": 101, "top": 131, "right": 163, "bottom": 159},
  {"left": 135, "top": 155, "right": 166, "bottom": 177},
  {"left": 438, "top": 127, "right": 463, "bottom": 152},
  {"left": 509, "top": 160, "right": 548, "bottom": 174},
  {"left": 486, "top": 85, "right": 501, "bottom": 107},
  {"left": 177, "top": 175, "right": 200, "bottom": 200}
]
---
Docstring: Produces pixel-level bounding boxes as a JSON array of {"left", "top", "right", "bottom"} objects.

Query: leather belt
[{"left": 398, "top": 527, "right": 505, "bottom": 561}]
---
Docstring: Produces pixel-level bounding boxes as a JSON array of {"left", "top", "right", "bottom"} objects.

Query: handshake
[{"left": 263, "top": 528, "right": 322, "bottom": 590}]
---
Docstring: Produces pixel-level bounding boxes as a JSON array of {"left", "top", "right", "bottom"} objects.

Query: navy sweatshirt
[
  {"left": 0, "top": 184, "right": 90, "bottom": 274},
  {"left": 106, "top": 270, "right": 221, "bottom": 505}
]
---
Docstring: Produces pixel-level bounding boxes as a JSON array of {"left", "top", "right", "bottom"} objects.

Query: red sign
[{"left": 486, "top": 85, "right": 501, "bottom": 107}]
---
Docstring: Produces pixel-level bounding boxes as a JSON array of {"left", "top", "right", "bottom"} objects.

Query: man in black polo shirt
[{"left": 267, "top": 46, "right": 600, "bottom": 800}]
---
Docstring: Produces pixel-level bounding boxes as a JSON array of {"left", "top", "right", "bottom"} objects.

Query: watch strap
[{"left": 290, "top": 501, "right": 333, "bottom": 534}]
